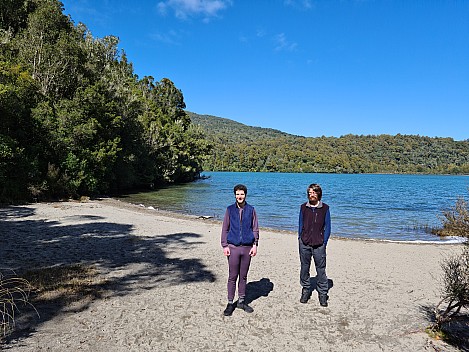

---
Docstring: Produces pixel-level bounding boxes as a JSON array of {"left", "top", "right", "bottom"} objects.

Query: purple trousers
[{"left": 226, "top": 244, "right": 252, "bottom": 301}]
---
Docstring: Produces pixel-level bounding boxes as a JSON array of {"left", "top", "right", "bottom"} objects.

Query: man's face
[
  {"left": 235, "top": 190, "right": 246, "bottom": 205},
  {"left": 307, "top": 188, "right": 319, "bottom": 204}
]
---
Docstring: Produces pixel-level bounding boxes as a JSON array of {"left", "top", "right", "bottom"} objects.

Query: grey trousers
[{"left": 299, "top": 238, "right": 328, "bottom": 296}]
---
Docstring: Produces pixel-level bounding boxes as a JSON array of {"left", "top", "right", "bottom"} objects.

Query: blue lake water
[{"left": 118, "top": 172, "right": 469, "bottom": 243}]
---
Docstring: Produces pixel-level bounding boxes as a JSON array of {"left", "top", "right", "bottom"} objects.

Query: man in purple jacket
[
  {"left": 298, "top": 183, "right": 331, "bottom": 307},
  {"left": 221, "top": 184, "right": 259, "bottom": 316}
]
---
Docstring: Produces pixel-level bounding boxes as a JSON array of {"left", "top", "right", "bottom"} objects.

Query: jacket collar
[{"left": 306, "top": 200, "right": 323, "bottom": 209}]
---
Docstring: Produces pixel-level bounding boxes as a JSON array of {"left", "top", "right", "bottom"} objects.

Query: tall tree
[
  {"left": 0, "top": 59, "right": 39, "bottom": 201},
  {"left": 13, "top": 0, "right": 85, "bottom": 99}
]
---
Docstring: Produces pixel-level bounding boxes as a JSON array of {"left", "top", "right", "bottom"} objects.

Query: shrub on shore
[
  {"left": 434, "top": 246, "right": 469, "bottom": 325},
  {"left": 0, "top": 272, "right": 33, "bottom": 338},
  {"left": 438, "top": 195, "right": 469, "bottom": 238},
  {"left": 430, "top": 190, "right": 469, "bottom": 348}
]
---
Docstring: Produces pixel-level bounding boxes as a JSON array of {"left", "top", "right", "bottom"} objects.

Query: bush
[
  {"left": 431, "top": 189, "right": 469, "bottom": 345},
  {"left": 0, "top": 271, "right": 34, "bottom": 337},
  {"left": 438, "top": 195, "right": 469, "bottom": 237},
  {"left": 434, "top": 245, "right": 469, "bottom": 328}
]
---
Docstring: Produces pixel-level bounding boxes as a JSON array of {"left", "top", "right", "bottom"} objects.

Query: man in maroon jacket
[{"left": 298, "top": 183, "right": 331, "bottom": 307}]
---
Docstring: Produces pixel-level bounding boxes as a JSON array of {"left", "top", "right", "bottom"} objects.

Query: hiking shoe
[
  {"left": 319, "top": 294, "right": 329, "bottom": 307},
  {"left": 223, "top": 303, "right": 236, "bottom": 316},
  {"left": 237, "top": 301, "right": 254, "bottom": 313},
  {"left": 300, "top": 288, "right": 311, "bottom": 303}
]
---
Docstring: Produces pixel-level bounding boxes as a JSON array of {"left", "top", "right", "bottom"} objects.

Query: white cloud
[
  {"left": 256, "top": 28, "right": 266, "bottom": 38},
  {"left": 239, "top": 35, "right": 248, "bottom": 43},
  {"left": 157, "top": 0, "right": 231, "bottom": 20},
  {"left": 283, "top": 0, "right": 314, "bottom": 10},
  {"left": 274, "top": 33, "right": 298, "bottom": 52},
  {"left": 150, "top": 29, "right": 184, "bottom": 45}
]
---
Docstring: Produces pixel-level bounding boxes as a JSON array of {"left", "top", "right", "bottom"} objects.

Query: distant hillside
[
  {"left": 188, "top": 112, "right": 292, "bottom": 143},
  {"left": 188, "top": 112, "right": 469, "bottom": 174}
]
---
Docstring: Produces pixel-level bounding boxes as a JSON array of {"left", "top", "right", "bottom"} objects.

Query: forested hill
[
  {"left": 188, "top": 112, "right": 469, "bottom": 174},
  {"left": 188, "top": 112, "right": 293, "bottom": 142},
  {"left": 0, "top": 1, "right": 211, "bottom": 203}
]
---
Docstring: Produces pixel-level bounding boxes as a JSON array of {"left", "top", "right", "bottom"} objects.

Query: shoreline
[
  {"left": 110, "top": 197, "right": 464, "bottom": 246},
  {"left": 1, "top": 198, "right": 464, "bottom": 351}
]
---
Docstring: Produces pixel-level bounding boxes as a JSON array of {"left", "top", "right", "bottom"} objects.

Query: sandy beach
[{"left": 0, "top": 198, "right": 465, "bottom": 351}]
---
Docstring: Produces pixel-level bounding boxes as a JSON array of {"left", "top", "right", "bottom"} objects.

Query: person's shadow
[
  {"left": 244, "top": 278, "right": 274, "bottom": 304},
  {"left": 310, "top": 277, "right": 334, "bottom": 293}
]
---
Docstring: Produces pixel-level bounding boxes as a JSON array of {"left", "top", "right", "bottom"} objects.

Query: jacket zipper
[{"left": 239, "top": 208, "right": 243, "bottom": 244}]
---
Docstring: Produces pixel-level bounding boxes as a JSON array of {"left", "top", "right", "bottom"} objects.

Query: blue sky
[{"left": 60, "top": 0, "right": 469, "bottom": 140}]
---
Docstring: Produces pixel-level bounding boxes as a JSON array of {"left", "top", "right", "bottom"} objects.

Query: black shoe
[
  {"left": 319, "top": 294, "right": 329, "bottom": 307},
  {"left": 237, "top": 301, "right": 254, "bottom": 313},
  {"left": 300, "top": 288, "right": 311, "bottom": 303},
  {"left": 223, "top": 303, "right": 236, "bottom": 316}
]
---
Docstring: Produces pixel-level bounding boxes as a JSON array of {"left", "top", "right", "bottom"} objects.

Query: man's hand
[
  {"left": 249, "top": 245, "right": 257, "bottom": 257},
  {"left": 223, "top": 247, "right": 230, "bottom": 256}
]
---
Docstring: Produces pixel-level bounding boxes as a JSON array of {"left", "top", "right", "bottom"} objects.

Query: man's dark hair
[
  {"left": 234, "top": 184, "right": 248, "bottom": 195},
  {"left": 307, "top": 183, "right": 322, "bottom": 201}
]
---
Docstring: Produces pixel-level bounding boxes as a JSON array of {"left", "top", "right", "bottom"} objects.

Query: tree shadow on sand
[
  {"left": 244, "top": 278, "right": 274, "bottom": 304},
  {"left": 419, "top": 304, "right": 469, "bottom": 351},
  {"left": 0, "top": 204, "right": 216, "bottom": 343}
]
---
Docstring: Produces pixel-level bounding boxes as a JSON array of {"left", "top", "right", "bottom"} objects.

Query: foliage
[
  {"left": 430, "top": 190, "right": 469, "bottom": 344},
  {"left": 190, "top": 112, "right": 469, "bottom": 175},
  {"left": 0, "top": 0, "right": 211, "bottom": 202},
  {"left": 0, "top": 60, "right": 39, "bottom": 202},
  {"left": 0, "top": 271, "right": 34, "bottom": 337},
  {"left": 433, "top": 246, "right": 469, "bottom": 329},
  {"left": 438, "top": 194, "right": 469, "bottom": 237}
]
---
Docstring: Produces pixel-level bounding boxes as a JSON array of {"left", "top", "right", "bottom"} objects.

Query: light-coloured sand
[{"left": 0, "top": 198, "right": 463, "bottom": 351}]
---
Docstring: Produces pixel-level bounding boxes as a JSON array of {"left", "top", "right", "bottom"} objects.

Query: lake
[{"left": 118, "top": 172, "right": 469, "bottom": 243}]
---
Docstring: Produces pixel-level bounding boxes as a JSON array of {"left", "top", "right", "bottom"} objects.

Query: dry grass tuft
[
  {"left": 0, "top": 271, "right": 34, "bottom": 337},
  {"left": 23, "top": 264, "right": 107, "bottom": 306},
  {"left": 0, "top": 265, "right": 107, "bottom": 341}
]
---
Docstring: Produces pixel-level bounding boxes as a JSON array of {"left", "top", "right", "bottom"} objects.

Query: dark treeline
[
  {"left": 189, "top": 113, "right": 469, "bottom": 174},
  {"left": 0, "top": 0, "right": 212, "bottom": 203}
]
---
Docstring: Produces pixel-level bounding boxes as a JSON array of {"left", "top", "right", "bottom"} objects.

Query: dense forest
[
  {"left": 0, "top": 0, "right": 211, "bottom": 203},
  {"left": 189, "top": 113, "right": 469, "bottom": 174}
]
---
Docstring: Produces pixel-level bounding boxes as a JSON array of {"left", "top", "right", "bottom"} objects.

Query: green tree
[
  {"left": 0, "top": 59, "right": 39, "bottom": 202},
  {"left": 12, "top": 0, "right": 85, "bottom": 100},
  {"left": 1, "top": 0, "right": 212, "bottom": 201}
]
